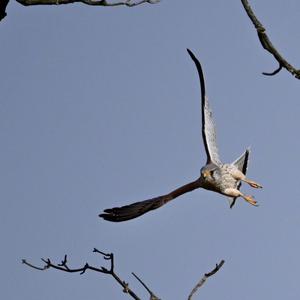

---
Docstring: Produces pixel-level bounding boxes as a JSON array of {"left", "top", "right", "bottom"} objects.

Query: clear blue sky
[{"left": 1, "top": 1, "right": 300, "bottom": 299}]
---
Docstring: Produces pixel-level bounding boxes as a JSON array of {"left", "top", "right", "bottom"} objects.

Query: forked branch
[
  {"left": 241, "top": 0, "right": 300, "bottom": 79},
  {"left": 22, "top": 248, "right": 143, "bottom": 300}
]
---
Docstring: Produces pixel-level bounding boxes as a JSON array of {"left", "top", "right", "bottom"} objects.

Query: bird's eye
[{"left": 203, "top": 169, "right": 215, "bottom": 179}]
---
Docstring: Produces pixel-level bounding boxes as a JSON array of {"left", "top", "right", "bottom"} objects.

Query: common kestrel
[{"left": 99, "top": 49, "right": 262, "bottom": 222}]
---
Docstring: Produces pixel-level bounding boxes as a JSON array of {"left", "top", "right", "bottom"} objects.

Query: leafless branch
[
  {"left": 241, "top": 0, "right": 300, "bottom": 79},
  {"left": 0, "top": 0, "right": 9, "bottom": 21},
  {"left": 132, "top": 272, "right": 160, "bottom": 300},
  {"left": 16, "top": 0, "right": 159, "bottom": 7},
  {"left": 187, "top": 260, "right": 225, "bottom": 300},
  {"left": 23, "top": 249, "right": 225, "bottom": 299},
  {"left": 0, "top": 0, "right": 159, "bottom": 21},
  {"left": 22, "top": 248, "right": 143, "bottom": 300},
  {"left": 262, "top": 62, "right": 282, "bottom": 76}
]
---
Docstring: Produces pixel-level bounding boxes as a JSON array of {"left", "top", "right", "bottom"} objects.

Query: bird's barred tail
[
  {"left": 99, "top": 195, "right": 172, "bottom": 222},
  {"left": 99, "top": 179, "right": 200, "bottom": 222}
]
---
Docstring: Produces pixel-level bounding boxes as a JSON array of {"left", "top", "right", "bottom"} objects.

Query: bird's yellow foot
[
  {"left": 246, "top": 179, "right": 263, "bottom": 189},
  {"left": 243, "top": 195, "right": 258, "bottom": 207}
]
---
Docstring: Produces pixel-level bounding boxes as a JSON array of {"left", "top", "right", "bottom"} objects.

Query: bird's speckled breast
[
  {"left": 201, "top": 164, "right": 240, "bottom": 195},
  {"left": 218, "top": 164, "right": 240, "bottom": 192}
]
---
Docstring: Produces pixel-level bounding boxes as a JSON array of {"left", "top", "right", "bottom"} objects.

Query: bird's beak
[{"left": 203, "top": 170, "right": 210, "bottom": 178}]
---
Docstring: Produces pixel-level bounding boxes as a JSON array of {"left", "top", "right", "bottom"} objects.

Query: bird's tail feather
[
  {"left": 99, "top": 179, "right": 200, "bottom": 222},
  {"left": 99, "top": 195, "right": 172, "bottom": 222}
]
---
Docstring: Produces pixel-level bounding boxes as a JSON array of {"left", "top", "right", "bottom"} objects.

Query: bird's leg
[
  {"left": 231, "top": 169, "right": 262, "bottom": 189},
  {"left": 242, "top": 178, "right": 262, "bottom": 189},
  {"left": 240, "top": 193, "right": 258, "bottom": 206},
  {"left": 224, "top": 188, "right": 258, "bottom": 207}
]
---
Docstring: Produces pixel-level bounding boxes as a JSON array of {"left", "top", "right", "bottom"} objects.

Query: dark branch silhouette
[
  {"left": 23, "top": 249, "right": 224, "bottom": 299},
  {"left": 0, "top": 0, "right": 159, "bottom": 21},
  {"left": 22, "top": 248, "right": 143, "bottom": 300},
  {"left": 16, "top": 0, "right": 159, "bottom": 6},
  {"left": 241, "top": 0, "right": 300, "bottom": 79},
  {"left": 131, "top": 272, "right": 160, "bottom": 300},
  {"left": 0, "top": 0, "right": 9, "bottom": 21},
  {"left": 187, "top": 260, "right": 225, "bottom": 300}
]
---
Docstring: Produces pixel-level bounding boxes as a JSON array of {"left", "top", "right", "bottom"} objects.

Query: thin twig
[
  {"left": 22, "top": 259, "right": 49, "bottom": 271},
  {"left": 262, "top": 63, "right": 282, "bottom": 76},
  {"left": 187, "top": 260, "right": 225, "bottom": 300},
  {"left": 241, "top": 0, "right": 300, "bottom": 79},
  {"left": 132, "top": 272, "right": 160, "bottom": 300}
]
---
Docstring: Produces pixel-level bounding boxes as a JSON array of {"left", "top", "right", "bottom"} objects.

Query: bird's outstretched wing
[
  {"left": 187, "top": 49, "right": 221, "bottom": 166},
  {"left": 229, "top": 149, "right": 250, "bottom": 208},
  {"left": 99, "top": 179, "right": 200, "bottom": 222}
]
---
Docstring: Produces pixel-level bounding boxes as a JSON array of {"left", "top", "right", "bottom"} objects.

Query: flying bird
[{"left": 99, "top": 49, "right": 262, "bottom": 222}]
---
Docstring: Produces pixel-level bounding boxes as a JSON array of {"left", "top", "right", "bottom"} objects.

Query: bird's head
[{"left": 200, "top": 163, "right": 220, "bottom": 183}]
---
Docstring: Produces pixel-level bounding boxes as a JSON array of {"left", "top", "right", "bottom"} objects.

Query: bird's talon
[
  {"left": 243, "top": 195, "right": 258, "bottom": 206},
  {"left": 249, "top": 182, "right": 263, "bottom": 189}
]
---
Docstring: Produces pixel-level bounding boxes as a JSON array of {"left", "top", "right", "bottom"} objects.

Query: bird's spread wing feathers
[
  {"left": 99, "top": 179, "right": 200, "bottom": 222},
  {"left": 187, "top": 49, "right": 221, "bottom": 166},
  {"left": 202, "top": 96, "right": 221, "bottom": 165},
  {"left": 228, "top": 148, "right": 250, "bottom": 208},
  {"left": 232, "top": 149, "right": 250, "bottom": 172}
]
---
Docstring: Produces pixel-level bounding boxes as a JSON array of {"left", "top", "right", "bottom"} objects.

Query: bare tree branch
[
  {"left": 187, "top": 260, "right": 225, "bottom": 300},
  {"left": 241, "top": 0, "right": 300, "bottom": 79},
  {"left": 132, "top": 272, "right": 160, "bottom": 300},
  {"left": 23, "top": 249, "right": 225, "bottom": 299},
  {"left": 0, "top": 0, "right": 9, "bottom": 21},
  {"left": 262, "top": 62, "right": 282, "bottom": 76},
  {"left": 1, "top": 0, "right": 159, "bottom": 21},
  {"left": 22, "top": 248, "right": 143, "bottom": 300},
  {"left": 16, "top": 0, "right": 160, "bottom": 7}
]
